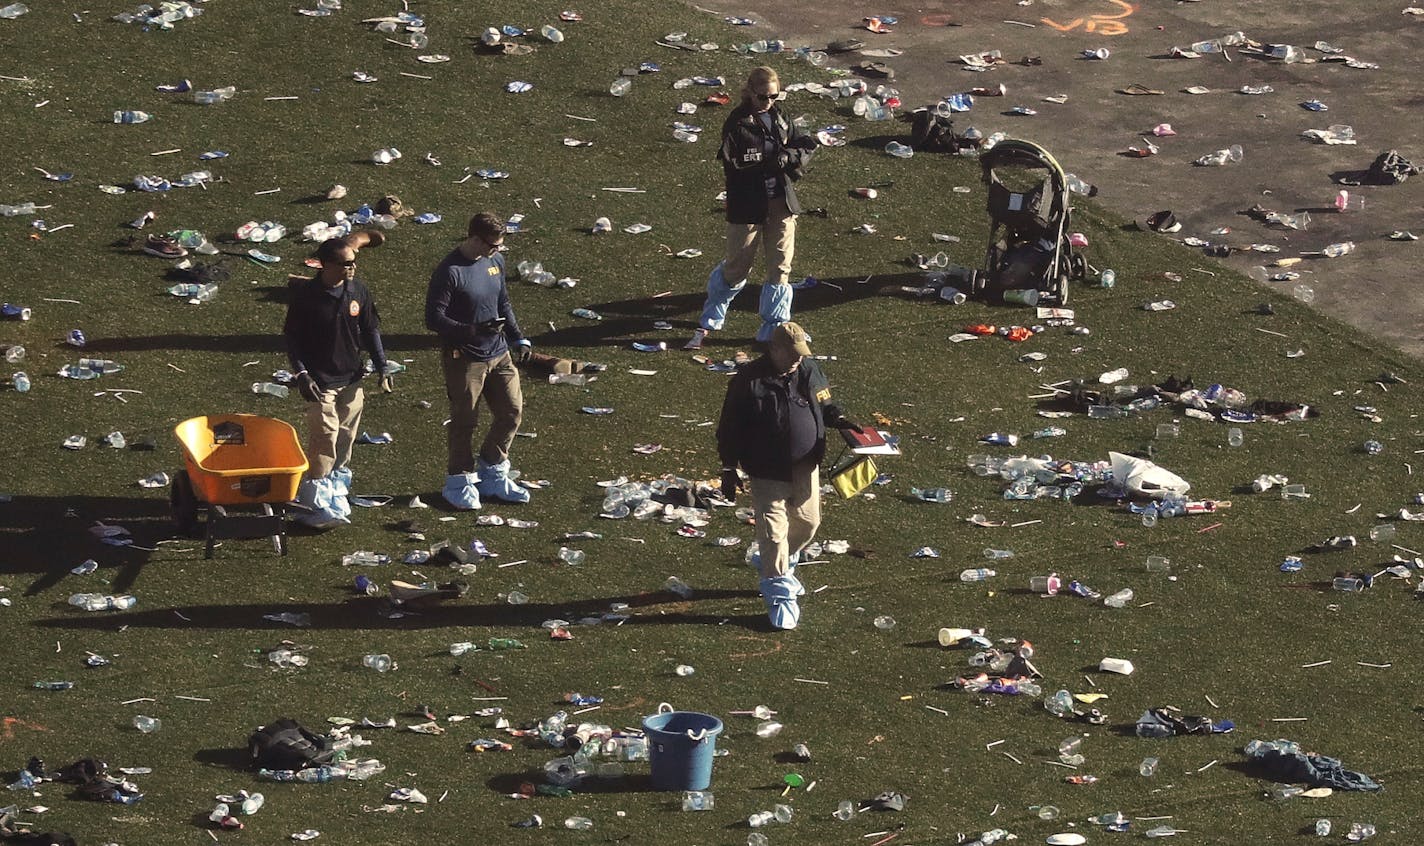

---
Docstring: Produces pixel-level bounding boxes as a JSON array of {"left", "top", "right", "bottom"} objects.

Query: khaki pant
[
  {"left": 749, "top": 463, "right": 821, "bottom": 578},
  {"left": 442, "top": 349, "right": 523, "bottom": 475},
  {"left": 305, "top": 382, "right": 364, "bottom": 480},
  {"left": 724, "top": 195, "right": 797, "bottom": 286}
]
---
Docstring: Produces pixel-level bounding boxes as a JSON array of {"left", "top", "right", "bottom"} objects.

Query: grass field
[{"left": 1, "top": 2, "right": 1421, "bottom": 844}]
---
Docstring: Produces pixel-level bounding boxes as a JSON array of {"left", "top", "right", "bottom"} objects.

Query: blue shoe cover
[
  {"left": 442, "top": 472, "right": 482, "bottom": 510},
  {"left": 476, "top": 458, "right": 530, "bottom": 504},
  {"left": 761, "top": 575, "right": 802, "bottom": 630},
  {"left": 296, "top": 477, "right": 349, "bottom": 529},
  {"left": 755, "top": 283, "right": 794, "bottom": 342},
  {"left": 700, "top": 262, "right": 748, "bottom": 331}
]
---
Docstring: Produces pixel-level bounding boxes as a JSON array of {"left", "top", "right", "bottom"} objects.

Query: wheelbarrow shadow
[{"left": 0, "top": 493, "right": 173, "bottom": 596}]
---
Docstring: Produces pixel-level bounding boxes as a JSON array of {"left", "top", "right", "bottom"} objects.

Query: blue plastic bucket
[{"left": 641, "top": 702, "right": 723, "bottom": 791}]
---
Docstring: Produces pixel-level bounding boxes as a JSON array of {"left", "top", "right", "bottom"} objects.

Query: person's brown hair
[{"left": 467, "top": 212, "right": 505, "bottom": 241}]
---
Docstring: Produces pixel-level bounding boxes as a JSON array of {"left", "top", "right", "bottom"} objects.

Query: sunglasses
[{"left": 752, "top": 92, "right": 783, "bottom": 102}]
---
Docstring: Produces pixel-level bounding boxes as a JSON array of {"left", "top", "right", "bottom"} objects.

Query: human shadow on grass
[
  {"left": 485, "top": 769, "right": 660, "bottom": 795},
  {"left": 33, "top": 589, "right": 770, "bottom": 632},
  {"left": 536, "top": 273, "right": 938, "bottom": 352},
  {"left": 78, "top": 331, "right": 440, "bottom": 356},
  {"left": 0, "top": 494, "right": 173, "bottom": 596}
]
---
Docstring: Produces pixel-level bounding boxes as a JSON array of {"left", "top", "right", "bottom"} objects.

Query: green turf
[{"left": 1, "top": 2, "right": 1420, "bottom": 845}]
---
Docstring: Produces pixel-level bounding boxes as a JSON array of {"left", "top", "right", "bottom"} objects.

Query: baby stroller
[{"left": 975, "top": 139, "right": 1085, "bottom": 305}]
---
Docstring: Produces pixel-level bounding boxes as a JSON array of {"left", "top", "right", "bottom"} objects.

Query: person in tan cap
[{"left": 715, "top": 322, "right": 861, "bottom": 629}]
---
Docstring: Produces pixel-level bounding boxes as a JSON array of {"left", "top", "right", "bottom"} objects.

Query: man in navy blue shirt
[
  {"left": 283, "top": 231, "right": 390, "bottom": 528},
  {"left": 425, "top": 212, "right": 533, "bottom": 509}
]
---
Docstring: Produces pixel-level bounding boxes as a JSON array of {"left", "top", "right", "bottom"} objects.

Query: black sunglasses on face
[{"left": 753, "top": 93, "right": 779, "bottom": 102}]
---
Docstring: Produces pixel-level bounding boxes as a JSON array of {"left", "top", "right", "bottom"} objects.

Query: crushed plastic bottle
[{"left": 1195, "top": 144, "right": 1244, "bottom": 166}]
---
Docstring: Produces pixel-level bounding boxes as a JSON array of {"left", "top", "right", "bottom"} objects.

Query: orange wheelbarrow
[{"left": 171, "top": 414, "right": 309, "bottom": 559}]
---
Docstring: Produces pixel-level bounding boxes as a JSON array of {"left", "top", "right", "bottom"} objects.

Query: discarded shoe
[
  {"left": 143, "top": 234, "right": 187, "bottom": 259},
  {"left": 1135, "top": 210, "right": 1181, "bottom": 234}
]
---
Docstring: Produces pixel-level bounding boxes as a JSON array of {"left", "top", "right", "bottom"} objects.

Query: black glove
[
  {"left": 295, "top": 372, "right": 321, "bottom": 403},
  {"left": 512, "top": 342, "right": 532, "bottom": 364},
  {"left": 831, "top": 416, "right": 864, "bottom": 433},
  {"left": 720, "top": 469, "right": 741, "bottom": 499}
]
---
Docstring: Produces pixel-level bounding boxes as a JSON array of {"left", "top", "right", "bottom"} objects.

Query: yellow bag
[{"left": 830, "top": 455, "right": 878, "bottom": 499}]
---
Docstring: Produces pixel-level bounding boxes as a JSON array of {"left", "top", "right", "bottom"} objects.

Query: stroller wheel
[
  {"left": 1069, "top": 253, "right": 1087, "bottom": 280},
  {"left": 1054, "top": 275, "right": 1069, "bottom": 306}
]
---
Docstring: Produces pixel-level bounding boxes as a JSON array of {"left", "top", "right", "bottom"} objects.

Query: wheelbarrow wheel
[{"left": 170, "top": 472, "right": 201, "bottom": 538}]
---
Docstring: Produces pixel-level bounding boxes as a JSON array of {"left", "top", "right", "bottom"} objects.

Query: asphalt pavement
[{"left": 719, "top": 0, "right": 1424, "bottom": 355}]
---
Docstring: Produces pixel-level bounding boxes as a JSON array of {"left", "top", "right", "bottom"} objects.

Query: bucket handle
[
  {"left": 656, "top": 702, "right": 675, "bottom": 715},
  {"left": 686, "top": 728, "right": 709, "bottom": 742}
]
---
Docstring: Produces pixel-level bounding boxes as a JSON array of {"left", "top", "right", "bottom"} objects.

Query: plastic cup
[
  {"left": 1369, "top": 524, "right": 1397, "bottom": 542},
  {"left": 1227, "top": 427, "right": 1244, "bottom": 447},
  {"left": 1029, "top": 575, "right": 1061, "bottom": 595}
]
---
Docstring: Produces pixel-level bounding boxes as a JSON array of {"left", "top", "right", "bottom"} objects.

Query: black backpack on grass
[
  {"left": 909, "top": 109, "right": 958, "bottom": 153},
  {"left": 248, "top": 718, "right": 335, "bottom": 770}
]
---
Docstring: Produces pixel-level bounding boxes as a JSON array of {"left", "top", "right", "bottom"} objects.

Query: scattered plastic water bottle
[
  {"left": 1140, "top": 756, "right": 1159, "bottom": 776},
  {"left": 1363, "top": 439, "right": 1383, "bottom": 455},
  {"left": 674, "top": 664, "right": 695, "bottom": 676},
  {"left": 873, "top": 615, "right": 896, "bottom": 631},
  {"left": 450, "top": 641, "right": 477, "bottom": 656},
  {"left": 539, "top": 24, "right": 564, "bottom": 42},
  {"left": 748, "top": 810, "right": 775, "bottom": 827},
  {"left": 910, "top": 487, "right": 951, "bottom": 503},
  {"left": 885, "top": 141, "right": 914, "bottom": 158},
  {"left": 609, "top": 78, "right": 631, "bottom": 97},
  {"left": 12, "top": 372, "right": 30, "bottom": 392},
  {"left": 672, "top": 128, "right": 699, "bottom": 142},
  {"left": 834, "top": 800, "right": 856, "bottom": 821},
  {"left": 0, "top": 3, "right": 31, "bottom": 19},
  {"left": 361, "top": 653, "right": 394, "bottom": 672},
  {"left": 960, "top": 568, "right": 996, "bottom": 582},
  {"left": 113, "top": 110, "right": 152, "bottom": 124},
  {"left": 1345, "top": 822, "right": 1375, "bottom": 841},
  {"left": 1314, "top": 819, "right": 1331, "bottom": 837},
  {"left": 341, "top": 550, "right": 390, "bottom": 566},
  {"left": 251, "top": 381, "right": 289, "bottom": 398},
  {"left": 664, "top": 576, "right": 694, "bottom": 598},
  {"left": 132, "top": 715, "right": 161, "bottom": 733},
  {"left": 982, "top": 548, "right": 1014, "bottom": 560},
  {"left": 1103, "top": 588, "right": 1134, "bottom": 608},
  {"left": 1064, "top": 173, "right": 1097, "bottom": 196},
  {"left": 1332, "top": 577, "right": 1364, "bottom": 592},
  {"left": 564, "top": 817, "right": 594, "bottom": 831},
  {"left": 33, "top": 681, "right": 75, "bottom": 690},
  {"left": 571, "top": 307, "right": 603, "bottom": 321}
]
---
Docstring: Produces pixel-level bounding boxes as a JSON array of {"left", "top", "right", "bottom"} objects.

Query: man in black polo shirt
[
  {"left": 716, "top": 322, "right": 860, "bottom": 629},
  {"left": 283, "top": 232, "right": 391, "bottom": 528}
]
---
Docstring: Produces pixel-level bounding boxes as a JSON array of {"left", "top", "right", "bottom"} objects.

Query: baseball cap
[{"left": 769, "top": 322, "right": 812, "bottom": 356}]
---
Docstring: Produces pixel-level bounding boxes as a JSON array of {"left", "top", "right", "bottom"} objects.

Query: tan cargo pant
[
  {"left": 724, "top": 195, "right": 797, "bottom": 286},
  {"left": 305, "top": 382, "right": 364, "bottom": 480},
  {"left": 442, "top": 349, "right": 523, "bottom": 475},
  {"left": 749, "top": 463, "right": 821, "bottom": 578}
]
